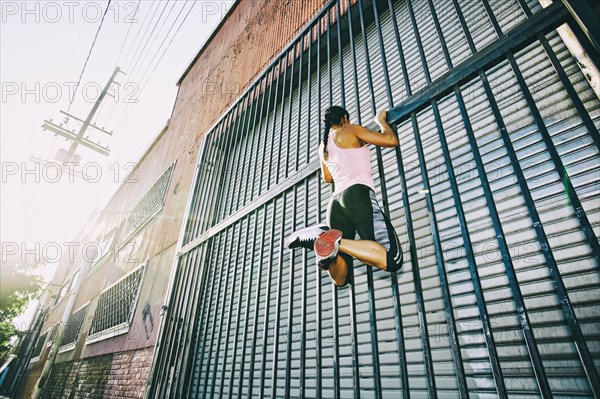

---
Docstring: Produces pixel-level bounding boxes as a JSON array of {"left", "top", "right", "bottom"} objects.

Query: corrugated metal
[{"left": 149, "top": 0, "right": 600, "bottom": 398}]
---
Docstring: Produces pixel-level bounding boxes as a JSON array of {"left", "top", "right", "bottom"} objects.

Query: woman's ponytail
[
  {"left": 322, "top": 116, "right": 332, "bottom": 159},
  {"left": 321, "top": 105, "right": 349, "bottom": 160}
]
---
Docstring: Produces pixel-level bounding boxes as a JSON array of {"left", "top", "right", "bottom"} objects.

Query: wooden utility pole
[{"left": 40, "top": 67, "right": 123, "bottom": 164}]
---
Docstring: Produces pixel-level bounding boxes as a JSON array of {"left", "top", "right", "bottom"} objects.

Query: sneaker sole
[{"left": 314, "top": 229, "right": 343, "bottom": 258}]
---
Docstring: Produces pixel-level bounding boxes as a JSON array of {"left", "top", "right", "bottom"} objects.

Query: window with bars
[
  {"left": 124, "top": 162, "right": 176, "bottom": 238},
  {"left": 30, "top": 330, "right": 48, "bottom": 360},
  {"left": 87, "top": 265, "right": 145, "bottom": 342},
  {"left": 58, "top": 304, "right": 89, "bottom": 351}
]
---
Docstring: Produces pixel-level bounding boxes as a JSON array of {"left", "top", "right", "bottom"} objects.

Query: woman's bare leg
[
  {"left": 327, "top": 255, "right": 349, "bottom": 287},
  {"left": 338, "top": 239, "right": 387, "bottom": 270}
]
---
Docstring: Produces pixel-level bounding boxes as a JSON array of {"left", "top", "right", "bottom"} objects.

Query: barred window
[
  {"left": 30, "top": 330, "right": 48, "bottom": 359},
  {"left": 87, "top": 265, "right": 145, "bottom": 340},
  {"left": 48, "top": 323, "right": 58, "bottom": 342},
  {"left": 59, "top": 304, "right": 89, "bottom": 349},
  {"left": 124, "top": 162, "right": 175, "bottom": 237}
]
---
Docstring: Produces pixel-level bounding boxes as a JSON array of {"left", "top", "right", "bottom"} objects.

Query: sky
[{"left": 1, "top": 0, "right": 235, "bottom": 329}]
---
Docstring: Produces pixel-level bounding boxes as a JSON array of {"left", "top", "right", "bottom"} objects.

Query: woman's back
[{"left": 321, "top": 129, "right": 375, "bottom": 194}]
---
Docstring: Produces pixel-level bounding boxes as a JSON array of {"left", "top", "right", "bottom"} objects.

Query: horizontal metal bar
[
  {"left": 178, "top": 160, "right": 319, "bottom": 256},
  {"left": 387, "top": 2, "right": 568, "bottom": 125}
]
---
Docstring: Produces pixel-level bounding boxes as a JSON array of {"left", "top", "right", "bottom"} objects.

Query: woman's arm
[
  {"left": 351, "top": 110, "right": 398, "bottom": 148},
  {"left": 319, "top": 143, "right": 334, "bottom": 183}
]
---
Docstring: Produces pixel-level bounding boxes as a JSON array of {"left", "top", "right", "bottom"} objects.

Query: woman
[{"left": 285, "top": 105, "right": 403, "bottom": 287}]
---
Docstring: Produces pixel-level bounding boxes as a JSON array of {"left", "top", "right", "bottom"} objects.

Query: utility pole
[{"left": 35, "top": 67, "right": 124, "bottom": 177}]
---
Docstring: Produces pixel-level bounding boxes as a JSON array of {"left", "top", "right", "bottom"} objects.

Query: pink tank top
[{"left": 321, "top": 132, "right": 375, "bottom": 194}]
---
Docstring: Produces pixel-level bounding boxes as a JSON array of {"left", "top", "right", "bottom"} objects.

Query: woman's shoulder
[{"left": 337, "top": 125, "right": 365, "bottom": 148}]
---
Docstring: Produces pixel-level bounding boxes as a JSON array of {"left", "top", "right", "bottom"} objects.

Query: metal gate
[{"left": 148, "top": 0, "right": 600, "bottom": 397}]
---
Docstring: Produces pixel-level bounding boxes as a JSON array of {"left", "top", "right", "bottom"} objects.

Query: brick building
[
  {"left": 6, "top": 1, "right": 333, "bottom": 398},
  {"left": 6, "top": 0, "right": 600, "bottom": 398}
]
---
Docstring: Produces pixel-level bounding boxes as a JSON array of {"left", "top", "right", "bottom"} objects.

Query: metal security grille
[
  {"left": 31, "top": 331, "right": 48, "bottom": 359},
  {"left": 88, "top": 265, "right": 145, "bottom": 336},
  {"left": 149, "top": 0, "right": 600, "bottom": 398},
  {"left": 59, "top": 304, "right": 89, "bottom": 347},
  {"left": 125, "top": 162, "right": 176, "bottom": 236}
]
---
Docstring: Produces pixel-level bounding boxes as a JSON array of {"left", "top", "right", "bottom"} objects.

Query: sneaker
[
  {"left": 314, "top": 229, "right": 343, "bottom": 262},
  {"left": 284, "top": 223, "right": 330, "bottom": 250}
]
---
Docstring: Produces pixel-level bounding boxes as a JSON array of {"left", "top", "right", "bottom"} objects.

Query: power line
[
  {"left": 103, "top": 0, "right": 163, "bottom": 125},
  {"left": 67, "top": 0, "right": 113, "bottom": 113},
  {"left": 122, "top": 0, "right": 173, "bottom": 77},
  {"left": 113, "top": 1, "right": 199, "bottom": 131},
  {"left": 114, "top": 0, "right": 142, "bottom": 70}
]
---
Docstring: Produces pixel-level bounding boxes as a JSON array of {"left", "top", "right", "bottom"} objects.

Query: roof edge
[{"left": 176, "top": 0, "right": 242, "bottom": 86}]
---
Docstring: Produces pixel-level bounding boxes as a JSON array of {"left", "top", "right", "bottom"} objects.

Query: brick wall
[
  {"left": 16, "top": 367, "right": 42, "bottom": 399},
  {"left": 103, "top": 347, "right": 153, "bottom": 399},
  {"left": 28, "top": 347, "right": 152, "bottom": 399},
  {"left": 40, "top": 362, "right": 73, "bottom": 399}
]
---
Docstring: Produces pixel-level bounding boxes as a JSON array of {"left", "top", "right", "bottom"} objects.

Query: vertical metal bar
[
  {"left": 234, "top": 86, "right": 260, "bottom": 212},
  {"left": 201, "top": 228, "right": 229, "bottom": 396},
  {"left": 192, "top": 236, "right": 219, "bottom": 396},
  {"left": 478, "top": 0, "right": 506, "bottom": 38},
  {"left": 201, "top": 112, "right": 234, "bottom": 233},
  {"left": 454, "top": 88, "right": 553, "bottom": 397},
  {"left": 480, "top": 70, "right": 600, "bottom": 395},
  {"left": 225, "top": 214, "right": 253, "bottom": 397},
  {"left": 299, "top": 178, "right": 309, "bottom": 398},
  {"left": 430, "top": 99, "right": 508, "bottom": 397},
  {"left": 316, "top": 17, "right": 324, "bottom": 399},
  {"left": 383, "top": 4, "right": 412, "bottom": 395},
  {"left": 247, "top": 69, "right": 274, "bottom": 206},
  {"left": 176, "top": 245, "right": 210, "bottom": 396},
  {"left": 327, "top": 8, "right": 333, "bottom": 107},
  {"left": 506, "top": 52, "right": 600, "bottom": 395},
  {"left": 225, "top": 94, "right": 252, "bottom": 217},
  {"left": 405, "top": 0, "right": 432, "bottom": 84},
  {"left": 356, "top": 1, "right": 400, "bottom": 396},
  {"left": 258, "top": 201, "right": 279, "bottom": 396},
  {"left": 335, "top": 0, "right": 345, "bottom": 107},
  {"left": 386, "top": 0, "right": 411, "bottom": 98},
  {"left": 208, "top": 109, "right": 238, "bottom": 229},
  {"left": 267, "top": 52, "right": 290, "bottom": 192},
  {"left": 240, "top": 84, "right": 263, "bottom": 208},
  {"left": 155, "top": 251, "right": 191, "bottom": 398},
  {"left": 257, "top": 61, "right": 280, "bottom": 198},
  {"left": 246, "top": 203, "right": 270, "bottom": 397},
  {"left": 403, "top": 2, "right": 451, "bottom": 396},
  {"left": 182, "top": 241, "right": 215, "bottom": 398},
  {"left": 280, "top": 41, "right": 297, "bottom": 184},
  {"left": 283, "top": 187, "right": 297, "bottom": 397},
  {"left": 327, "top": 6, "right": 341, "bottom": 399},
  {"left": 214, "top": 97, "right": 247, "bottom": 223},
  {"left": 293, "top": 36, "right": 305, "bottom": 174},
  {"left": 193, "top": 124, "right": 223, "bottom": 238},
  {"left": 235, "top": 209, "right": 262, "bottom": 399},
  {"left": 217, "top": 218, "right": 246, "bottom": 397},
  {"left": 425, "top": 0, "right": 453, "bottom": 68},
  {"left": 306, "top": 28, "right": 314, "bottom": 165},
  {"left": 336, "top": 1, "right": 365, "bottom": 397},
  {"left": 272, "top": 191, "right": 291, "bottom": 398},
  {"left": 443, "top": 2, "right": 555, "bottom": 396},
  {"left": 406, "top": 116, "right": 438, "bottom": 399},
  {"left": 379, "top": 0, "right": 452, "bottom": 395},
  {"left": 182, "top": 140, "right": 208, "bottom": 245},
  {"left": 149, "top": 257, "right": 180, "bottom": 396},
  {"left": 537, "top": 37, "right": 600, "bottom": 257}
]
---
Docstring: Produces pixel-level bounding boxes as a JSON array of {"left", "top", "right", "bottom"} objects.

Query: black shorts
[{"left": 326, "top": 184, "right": 403, "bottom": 286}]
